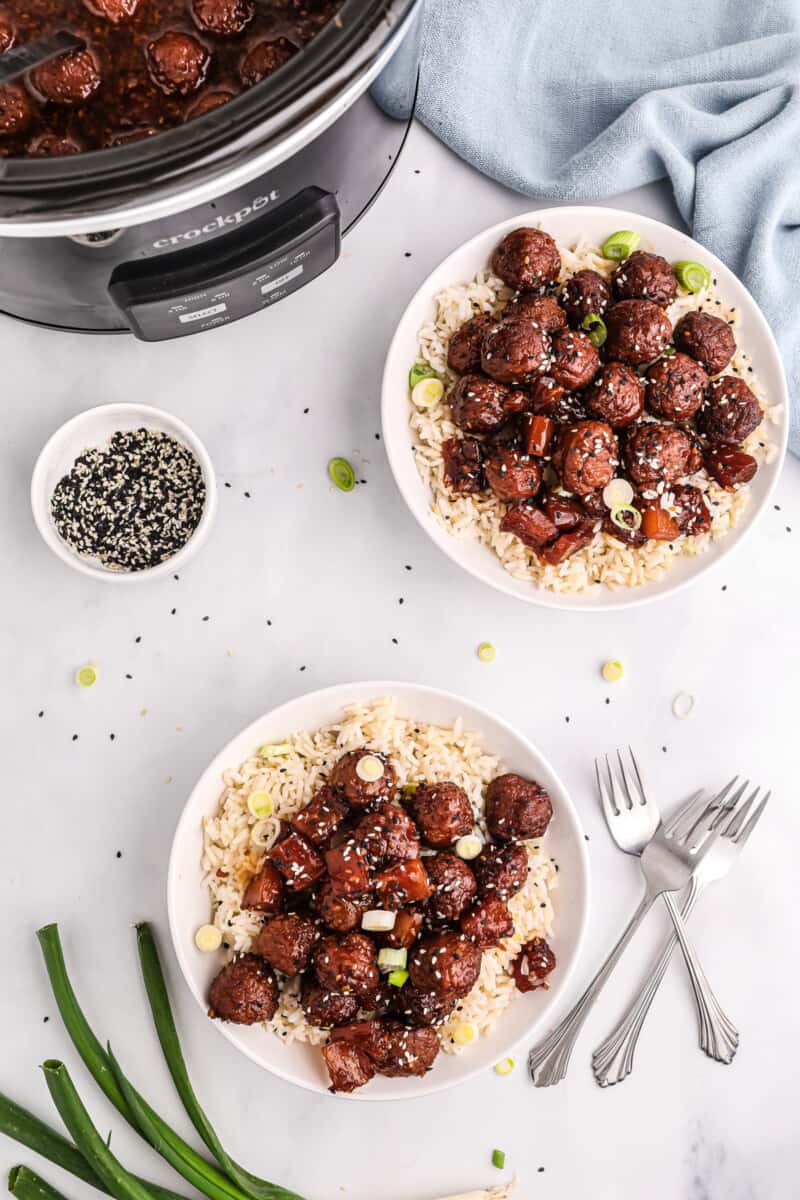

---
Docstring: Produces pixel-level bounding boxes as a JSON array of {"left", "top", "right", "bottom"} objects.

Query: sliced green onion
[
  {"left": 327, "top": 458, "right": 355, "bottom": 492},
  {"left": 361, "top": 910, "right": 396, "bottom": 933},
  {"left": 601, "top": 230, "right": 640, "bottom": 261},
  {"left": 401, "top": 782, "right": 419, "bottom": 796},
  {"left": 387, "top": 969, "right": 409, "bottom": 988},
  {"left": 662, "top": 344, "right": 677, "bottom": 357},
  {"left": 491, "top": 1150, "right": 506, "bottom": 1171},
  {"left": 246, "top": 791, "right": 272, "bottom": 820},
  {"left": 452, "top": 1022, "right": 477, "bottom": 1046},
  {"left": 610, "top": 504, "right": 642, "bottom": 532},
  {"left": 377, "top": 948, "right": 407, "bottom": 973},
  {"left": 255, "top": 743, "right": 291, "bottom": 759},
  {"left": 494, "top": 1057, "right": 515, "bottom": 1076},
  {"left": 581, "top": 312, "right": 607, "bottom": 348},
  {"left": 411, "top": 378, "right": 444, "bottom": 409},
  {"left": 408, "top": 362, "right": 436, "bottom": 390},
  {"left": 194, "top": 926, "right": 222, "bottom": 954},
  {"left": 477, "top": 642, "right": 496, "bottom": 663},
  {"left": 602, "top": 478, "right": 634, "bottom": 510},
  {"left": 674, "top": 260, "right": 711, "bottom": 294},
  {"left": 75, "top": 665, "right": 98, "bottom": 688},
  {"left": 354, "top": 754, "right": 384, "bottom": 783},
  {"left": 602, "top": 660, "right": 624, "bottom": 683},
  {"left": 454, "top": 834, "right": 483, "bottom": 861}
]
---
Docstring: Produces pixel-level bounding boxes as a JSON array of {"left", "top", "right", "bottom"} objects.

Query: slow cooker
[{"left": 0, "top": 0, "right": 421, "bottom": 339}]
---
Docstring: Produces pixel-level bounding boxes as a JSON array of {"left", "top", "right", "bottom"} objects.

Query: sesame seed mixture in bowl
[
  {"left": 382, "top": 208, "right": 789, "bottom": 609},
  {"left": 168, "top": 683, "right": 590, "bottom": 1100}
]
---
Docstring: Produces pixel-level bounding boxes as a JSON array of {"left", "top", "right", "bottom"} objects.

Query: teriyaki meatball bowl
[
  {"left": 167, "top": 681, "right": 590, "bottom": 1100},
  {"left": 382, "top": 207, "right": 789, "bottom": 610}
]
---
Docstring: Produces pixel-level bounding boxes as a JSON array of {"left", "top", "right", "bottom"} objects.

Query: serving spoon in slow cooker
[{"left": 0, "top": 31, "right": 84, "bottom": 86}]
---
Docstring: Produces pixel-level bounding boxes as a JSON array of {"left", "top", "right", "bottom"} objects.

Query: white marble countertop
[{"left": 1, "top": 123, "right": 797, "bottom": 1200}]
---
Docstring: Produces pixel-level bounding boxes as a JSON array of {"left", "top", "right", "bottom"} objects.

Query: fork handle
[
  {"left": 528, "top": 891, "right": 655, "bottom": 1087},
  {"left": 592, "top": 880, "right": 738, "bottom": 1086},
  {"left": 661, "top": 889, "right": 739, "bottom": 1064}
]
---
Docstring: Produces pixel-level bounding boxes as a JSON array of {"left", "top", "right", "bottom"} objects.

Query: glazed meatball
[
  {"left": 696, "top": 376, "right": 762, "bottom": 445},
  {"left": 190, "top": 0, "right": 255, "bottom": 35},
  {"left": 674, "top": 311, "right": 736, "bottom": 375},
  {"left": 409, "top": 782, "right": 473, "bottom": 850},
  {"left": 460, "top": 894, "right": 514, "bottom": 949},
  {"left": 645, "top": 352, "right": 708, "bottom": 421},
  {"left": 268, "top": 830, "right": 326, "bottom": 891},
  {"left": 208, "top": 954, "right": 278, "bottom": 1024},
  {"left": 669, "top": 484, "right": 712, "bottom": 535},
  {"left": 584, "top": 362, "right": 645, "bottom": 428},
  {"left": 449, "top": 374, "right": 524, "bottom": 434},
  {"left": 313, "top": 933, "right": 380, "bottom": 999},
  {"left": 605, "top": 300, "right": 672, "bottom": 366},
  {"left": 29, "top": 49, "right": 101, "bottom": 104},
  {"left": 291, "top": 786, "right": 349, "bottom": 848},
  {"left": 375, "top": 1022, "right": 440, "bottom": 1077},
  {"left": 425, "top": 854, "right": 477, "bottom": 925},
  {"left": 485, "top": 773, "right": 553, "bottom": 841},
  {"left": 483, "top": 445, "right": 542, "bottom": 503},
  {"left": 312, "top": 880, "right": 369, "bottom": 932},
  {"left": 551, "top": 421, "right": 619, "bottom": 496},
  {"left": 0, "top": 8, "right": 15, "bottom": 50},
  {"left": 329, "top": 750, "right": 395, "bottom": 809},
  {"left": 26, "top": 132, "right": 81, "bottom": 156},
  {"left": 441, "top": 436, "right": 484, "bottom": 494},
  {"left": 240, "top": 37, "right": 296, "bottom": 87},
  {"left": 474, "top": 841, "right": 529, "bottom": 901},
  {"left": 321, "top": 1039, "right": 374, "bottom": 1093},
  {"left": 491, "top": 228, "right": 561, "bottom": 291},
  {"left": 146, "top": 32, "right": 210, "bottom": 96},
  {"left": 186, "top": 90, "right": 236, "bottom": 119},
  {"left": 559, "top": 269, "right": 611, "bottom": 326},
  {"left": 505, "top": 292, "right": 567, "bottom": 333},
  {"left": 409, "top": 932, "right": 482, "bottom": 998},
  {"left": 256, "top": 912, "right": 317, "bottom": 975},
  {"left": 390, "top": 985, "right": 457, "bottom": 1027},
  {"left": 625, "top": 422, "right": 692, "bottom": 489},
  {"left": 499, "top": 502, "right": 559, "bottom": 550},
  {"left": 549, "top": 328, "right": 601, "bottom": 391},
  {"left": 612, "top": 251, "right": 676, "bottom": 305},
  {"left": 300, "top": 976, "right": 359, "bottom": 1028},
  {"left": 353, "top": 801, "right": 420, "bottom": 865},
  {"left": 241, "top": 860, "right": 285, "bottom": 914},
  {"left": 481, "top": 318, "right": 552, "bottom": 385},
  {"left": 447, "top": 313, "right": 495, "bottom": 375},
  {"left": 513, "top": 937, "right": 556, "bottom": 993},
  {"left": 83, "top": 0, "right": 140, "bottom": 20}
]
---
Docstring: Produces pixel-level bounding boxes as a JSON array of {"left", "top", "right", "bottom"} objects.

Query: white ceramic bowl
[
  {"left": 381, "top": 206, "right": 789, "bottom": 611},
  {"left": 167, "top": 681, "right": 590, "bottom": 1101},
  {"left": 31, "top": 402, "right": 217, "bottom": 582}
]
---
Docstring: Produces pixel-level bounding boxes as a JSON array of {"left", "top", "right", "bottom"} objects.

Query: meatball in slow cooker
[
  {"left": 27, "top": 132, "right": 83, "bottom": 156},
  {"left": 208, "top": 954, "right": 279, "bottom": 1024},
  {"left": 240, "top": 36, "right": 297, "bottom": 87},
  {"left": 491, "top": 228, "right": 561, "bottom": 291},
  {"left": 29, "top": 49, "right": 102, "bottom": 104},
  {"left": 604, "top": 299, "right": 672, "bottom": 366},
  {"left": 559, "top": 269, "right": 611, "bottom": 326},
  {"left": 612, "top": 251, "right": 677, "bottom": 305},
  {"left": 0, "top": 85, "right": 33, "bottom": 135},
  {"left": 146, "top": 32, "right": 211, "bottom": 96},
  {"left": 0, "top": 7, "right": 15, "bottom": 50},
  {"left": 645, "top": 352, "right": 708, "bottom": 421},
  {"left": 584, "top": 361, "right": 644, "bottom": 428},
  {"left": 673, "top": 311, "right": 736, "bottom": 375},
  {"left": 190, "top": 0, "right": 255, "bottom": 35},
  {"left": 697, "top": 376, "right": 762, "bottom": 445},
  {"left": 83, "top": 0, "right": 141, "bottom": 21},
  {"left": 186, "top": 90, "right": 236, "bottom": 119},
  {"left": 481, "top": 318, "right": 553, "bottom": 385}
]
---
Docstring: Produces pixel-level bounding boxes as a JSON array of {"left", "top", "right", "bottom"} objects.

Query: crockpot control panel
[{"left": 108, "top": 188, "right": 340, "bottom": 341}]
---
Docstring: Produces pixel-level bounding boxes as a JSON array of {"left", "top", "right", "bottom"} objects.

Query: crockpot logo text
[{"left": 152, "top": 191, "right": 280, "bottom": 248}]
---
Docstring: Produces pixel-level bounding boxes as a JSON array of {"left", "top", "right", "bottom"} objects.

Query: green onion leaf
[
  {"left": 10, "top": 1166, "right": 76, "bottom": 1200},
  {"left": 377, "top": 948, "right": 407, "bottom": 973},
  {"left": 610, "top": 504, "right": 642, "bottom": 532},
  {"left": 387, "top": 969, "right": 409, "bottom": 988},
  {"left": 408, "top": 362, "right": 436, "bottom": 390},
  {"left": 491, "top": 1149, "right": 506, "bottom": 1170},
  {"left": 581, "top": 312, "right": 607, "bottom": 348},
  {"left": 601, "top": 230, "right": 640, "bottom": 261},
  {"left": 327, "top": 458, "right": 355, "bottom": 493},
  {"left": 674, "top": 260, "right": 711, "bottom": 294}
]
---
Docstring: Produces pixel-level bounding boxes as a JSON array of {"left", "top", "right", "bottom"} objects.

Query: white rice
[
  {"left": 201, "top": 697, "right": 557, "bottom": 1054},
  {"left": 411, "top": 234, "right": 783, "bottom": 593}
]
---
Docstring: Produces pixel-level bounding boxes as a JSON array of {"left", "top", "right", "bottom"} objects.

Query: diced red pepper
[
  {"left": 704, "top": 447, "right": 758, "bottom": 490},
  {"left": 520, "top": 413, "right": 555, "bottom": 457},
  {"left": 325, "top": 841, "right": 371, "bottom": 896},
  {"left": 374, "top": 859, "right": 433, "bottom": 908},
  {"left": 383, "top": 908, "right": 423, "bottom": 950},
  {"left": 640, "top": 502, "right": 680, "bottom": 541},
  {"left": 241, "top": 861, "right": 285, "bottom": 914},
  {"left": 540, "top": 491, "right": 584, "bottom": 531},
  {"left": 267, "top": 831, "right": 326, "bottom": 892},
  {"left": 291, "top": 786, "right": 349, "bottom": 847},
  {"left": 538, "top": 522, "right": 595, "bottom": 565},
  {"left": 500, "top": 502, "right": 559, "bottom": 549}
]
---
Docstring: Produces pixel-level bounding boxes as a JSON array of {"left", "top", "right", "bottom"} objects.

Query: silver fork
[
  {"left": 527, "top": 778, "right": 753, "bottom": 1087},
  {"left": 593, "top": 776, "right": 770, "bottom": 1086}
]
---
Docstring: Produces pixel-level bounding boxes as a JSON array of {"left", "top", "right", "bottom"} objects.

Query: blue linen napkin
[{"left": 378, "top": 0, "right": 800, "bottom": 451}]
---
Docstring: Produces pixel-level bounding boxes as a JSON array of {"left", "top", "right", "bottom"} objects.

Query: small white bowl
[
  {"left": 167, "top": 680, "right": 591, "bottom": 1102},
  {"left": 31, "top": 403, "right": 217, "bottom": 582}
]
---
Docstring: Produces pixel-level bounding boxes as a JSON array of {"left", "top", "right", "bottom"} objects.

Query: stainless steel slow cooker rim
[{"left": 0, "top": 0, "right": 419, "bottom": 237}]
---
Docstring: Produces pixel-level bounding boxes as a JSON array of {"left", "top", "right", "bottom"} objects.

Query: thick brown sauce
[{"left": 0, "top": 0, "right": 342, "bottom": 156}]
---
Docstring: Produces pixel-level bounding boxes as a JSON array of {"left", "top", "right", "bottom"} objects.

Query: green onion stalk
[{"left": 9, "top": 1165, "right": 74, "bottom": 1200}]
